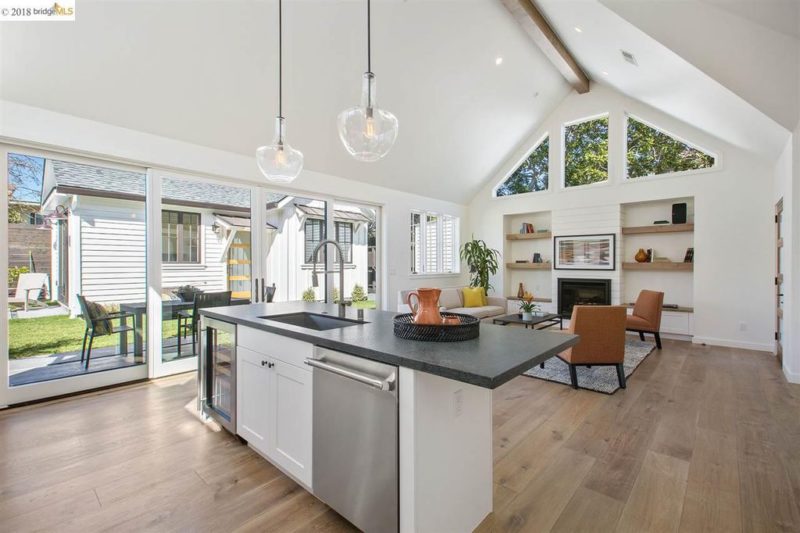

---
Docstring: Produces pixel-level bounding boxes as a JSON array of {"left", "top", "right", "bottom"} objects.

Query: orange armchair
[
  {"left": 626, "top": 290, "right": 664, "bottom": 349},
  {"left": 548, "top": 305, "right": 628, "bottom": 389}
]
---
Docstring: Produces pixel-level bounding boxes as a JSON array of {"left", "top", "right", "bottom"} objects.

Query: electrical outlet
[
  {"left": 739, "top": 322, "right": 747, "bottom": 332},
  {"left": 453, "top": 389, "right": 463, "bottom": 418}
]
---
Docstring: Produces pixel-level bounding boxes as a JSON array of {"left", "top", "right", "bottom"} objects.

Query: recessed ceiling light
[
  {"left": 601, "top": 71, "right": 609, "bottom": 76},
  {"left": 574, "top": 26, "right": 583, "bottom": 33},
  {"left": 495, "top": 56, "right": 504, "bottom": 66}
]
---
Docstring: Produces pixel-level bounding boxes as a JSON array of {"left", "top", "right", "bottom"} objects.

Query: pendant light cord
[
  {"left": 278, "top": 0, "right": 283, "bottom": 119},
  {"left": 367, "top": 0, "right": 372, "bottom": 74}
]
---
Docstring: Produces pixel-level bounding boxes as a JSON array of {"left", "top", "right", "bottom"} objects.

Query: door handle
[
  {"left": 254, "top": 278, "right": 260, "bottom": 303},
  {"left": 305, "top": 358, "right": 395, "bottom": 391}
]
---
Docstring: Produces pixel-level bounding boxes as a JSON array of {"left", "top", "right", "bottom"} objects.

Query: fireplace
[{"left": 558, "top": 278, "right": 611, "bottom": 317}]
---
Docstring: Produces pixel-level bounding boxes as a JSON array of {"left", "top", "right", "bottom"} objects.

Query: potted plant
[
  {"left": 460, "top": 237, "right": 501, "bottom": 294},
  {"left": 519, "top": 299, "right": 540, "bottom": 321}
]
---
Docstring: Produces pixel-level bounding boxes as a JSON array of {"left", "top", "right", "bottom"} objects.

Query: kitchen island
[{"left": 199, "top": 302, "right": 578, "bottom": 533}]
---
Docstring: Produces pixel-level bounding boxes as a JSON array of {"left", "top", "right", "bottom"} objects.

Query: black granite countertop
[{"left": 200, "top": 302, "right": 578, "bottom": 389}]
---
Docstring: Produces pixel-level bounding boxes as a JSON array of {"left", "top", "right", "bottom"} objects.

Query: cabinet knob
[
  {"left": 268, "top": 362, "right": 275, "bottom": 369},
  {"left": 261, "top": 360, "right": 267, "bottom": 366}
]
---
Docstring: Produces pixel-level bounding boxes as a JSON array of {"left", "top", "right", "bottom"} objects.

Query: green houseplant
[
  {"left": 518, "top": 299, "right": 540, "bottom": 321},
  {"left": 460, "top": 237, "right": 501, "bottom": 294}
]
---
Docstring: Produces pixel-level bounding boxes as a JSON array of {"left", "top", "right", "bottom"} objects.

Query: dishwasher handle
[{"left": 305, "top": 358, "right": 396, "bottom": 391}]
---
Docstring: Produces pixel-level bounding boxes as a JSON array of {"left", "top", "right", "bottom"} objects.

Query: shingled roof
[{"left": 50, "top": 160, "right": 284, "bottom": 209}]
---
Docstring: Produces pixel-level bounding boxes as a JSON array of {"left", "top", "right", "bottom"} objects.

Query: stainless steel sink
[{"left": 260, "top": 312, "right": 366, "bottom": 331}]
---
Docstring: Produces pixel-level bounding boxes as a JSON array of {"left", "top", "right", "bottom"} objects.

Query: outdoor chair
[
  {"left": 177, "top": 291, "right": 232, "bottom": 357},
  {"left": 9, "top": 273, "right": 49, "bottom": 311},
  {"left": 77, "top": 294, "right": 136, "bottom": 369}
]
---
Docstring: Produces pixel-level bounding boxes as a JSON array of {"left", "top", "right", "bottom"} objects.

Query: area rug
[{"left": 523, "top": 339, "right": 656, "bottom": 394}]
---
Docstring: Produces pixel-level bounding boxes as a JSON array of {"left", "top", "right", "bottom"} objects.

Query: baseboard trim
[
  {"left": 691, "top": 336, "right": 773, "bottom": 352},
  {"left": 783, "top": 366, "right": 800, "bottom": 384}
]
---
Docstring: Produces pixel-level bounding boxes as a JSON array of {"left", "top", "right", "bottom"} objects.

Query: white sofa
[{"left": 397, "top": 287, "right": 507, "bottom": 320}]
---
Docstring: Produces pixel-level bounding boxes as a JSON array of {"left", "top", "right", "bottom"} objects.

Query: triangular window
[
  {"left": 627, "top": 116, "right": 715, "bottom": 179},
  {"left": 495, "top": 136, "right": 549, "bottom": 197}
]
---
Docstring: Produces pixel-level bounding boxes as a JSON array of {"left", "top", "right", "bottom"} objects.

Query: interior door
[{"left": 776, "top": 199, "right": 784, "bottom": 363}]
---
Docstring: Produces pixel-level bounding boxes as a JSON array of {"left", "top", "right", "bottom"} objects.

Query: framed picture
[{"left": 554, "top": 234, "right": 616, "bottom": 271}]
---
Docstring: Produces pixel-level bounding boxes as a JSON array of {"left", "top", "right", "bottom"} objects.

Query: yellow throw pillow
[{"left": 462, "top": 287, "right": 485, "bottom": 308}]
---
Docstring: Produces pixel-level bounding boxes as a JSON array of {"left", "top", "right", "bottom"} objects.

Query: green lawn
[
  {"left": 9, "top": 315, "right": 181, "bottom": 359},
  {"left": 352, "top": 300, "right": 378, "bottom": 310}
]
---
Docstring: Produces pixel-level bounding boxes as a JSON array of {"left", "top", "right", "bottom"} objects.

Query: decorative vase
[
  {"left": 521, "top": 312, "right": 534, "bottom": 321},
  {"left": 406, "top": 288, "right": 443, "bottom": 325},
  {"left": 635, "top": 248, "right": 648, "bottom": 263},
  {"left": 517, "top": 283, "right": 524, "bottom": 298}
]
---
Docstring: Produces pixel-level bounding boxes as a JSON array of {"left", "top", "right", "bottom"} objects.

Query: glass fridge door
[{"left": 201, "top": 318, "right": 236, "bottom": 432}]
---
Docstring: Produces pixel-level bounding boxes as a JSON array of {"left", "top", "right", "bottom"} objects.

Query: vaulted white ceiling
[
  {"left": 0, "top": 0, "right": 570, "bottom": 204},
  {"left": 537, "top": 0, "right": 794, "bottom": 160}
]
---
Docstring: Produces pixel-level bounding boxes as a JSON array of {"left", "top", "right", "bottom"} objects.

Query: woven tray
[{"left": 393, "top": 313, "right": 480, "bottom": 342}]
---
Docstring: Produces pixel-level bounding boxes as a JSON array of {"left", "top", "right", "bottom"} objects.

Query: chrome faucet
[{"left": 310, "top": 239, "right": 347, "bottom": 317}]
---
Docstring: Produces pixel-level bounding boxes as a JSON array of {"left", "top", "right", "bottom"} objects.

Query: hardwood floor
[{"left": 1, "top": 338, "right": 798, "bottom": 532}]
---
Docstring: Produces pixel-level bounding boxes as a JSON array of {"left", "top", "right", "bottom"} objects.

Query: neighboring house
[{"left": 38, "top": 160, "right": 372, "bottom": 315}]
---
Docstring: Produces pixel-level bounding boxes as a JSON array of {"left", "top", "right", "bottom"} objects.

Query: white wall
[
  {"left": 469, "top": 85, "right": 775, "bottom": 351},
  {"left": 0, "top": 100, "right": 469, "bottom": 312}
]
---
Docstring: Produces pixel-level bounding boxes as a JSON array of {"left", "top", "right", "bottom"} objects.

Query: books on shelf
[{"left": 519, "top": 223, "right": 535, "bottom": 234}]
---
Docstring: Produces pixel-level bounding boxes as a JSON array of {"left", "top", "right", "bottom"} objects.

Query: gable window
[
  {"left": 162, "top": 210, "right": 201, "bottom": 263},
  {"left": 304, "top": 218, "right": 325, "bottom": 263},
  {"left": 564, "top": 115, "right": 608, "bottom": 188},
  {"left": 626, "top": 116, "right": 715, "bottom": 179},
  {"left": 410, "top": 211, "right": 459, "bottom": 275},
  {"left": 335, "top": 221, "right": 353, "bottom": 263},
  {"left": 495, "top": 136, "right": 549, "bottom": 197}
]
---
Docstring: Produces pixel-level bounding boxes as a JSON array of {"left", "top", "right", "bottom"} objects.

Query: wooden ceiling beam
[{"left": 501, "top": 0, "right": 591, "bottom": 94}]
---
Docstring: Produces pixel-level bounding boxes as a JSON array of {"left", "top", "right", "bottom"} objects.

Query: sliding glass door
[
  {"left": 149, "top": 171, "right": 253, "bottom": 377},
  {"left": 1, "top": 145, "right": 148, "bottom": 405}
]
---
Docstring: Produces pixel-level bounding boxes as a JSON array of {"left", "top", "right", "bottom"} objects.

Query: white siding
[{"left": 77, "top": 199, "right": 228, "bottom": 306}]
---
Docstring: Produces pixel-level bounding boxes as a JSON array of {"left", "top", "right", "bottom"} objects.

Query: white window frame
[
  {"left": 410, "top": 210, "right": 460, "bottom": 276},
  {"left": 623, "top": 112, "right": 720, "bottom": 182},
  {"left": 492, "top": 133, "right": 551, "bottom": 198},
  {"left": 562, "top": 113, "right": 611, "bottom": 190}
]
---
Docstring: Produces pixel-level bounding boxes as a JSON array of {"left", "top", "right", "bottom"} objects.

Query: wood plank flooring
[{"left": 1, "top": 339, "right": 799, "bottom": 532}]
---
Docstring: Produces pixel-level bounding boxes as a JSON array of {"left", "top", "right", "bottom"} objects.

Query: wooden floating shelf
[
  {"left": 622, "top": 262, "right": 693, "bottom": 272},
  {"left": 506, "top": 231, "right": 552, "bottom": 241},
  {"left": 506, "top": 262, "right": 552, "bottom": 270},
  {"left": 621, "top": 223, "right": 694, "bottom": 235},
  {"left": 507, "top": 296, "right": 553, "bottom": 303}
]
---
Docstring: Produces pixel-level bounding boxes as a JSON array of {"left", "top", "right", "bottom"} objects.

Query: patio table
[{"left": 118, "top": 298, "right": 250, "bottom": 358}]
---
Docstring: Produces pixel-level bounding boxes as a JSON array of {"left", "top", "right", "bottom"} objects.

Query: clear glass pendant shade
[
  {"left": 338, "top": 73, "right": 398, "bottom": 162},
  {"left": 256, "top": 117, "right": 304, "bottom": 183}
]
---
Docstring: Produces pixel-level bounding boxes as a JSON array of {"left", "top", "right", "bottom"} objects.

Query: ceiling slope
[
  {"left": 0, "top": 0, "right": 571, "bottom": 204},
  {"left": 601, "top": 0, "right": 800, "bottom": 131},
  {"left": 538, "top": 0, "right": 790, "bottom": 159}
]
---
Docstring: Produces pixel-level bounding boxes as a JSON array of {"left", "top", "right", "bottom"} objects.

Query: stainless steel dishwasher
[{"left": 306, "top": 348, "right": 398, "bottom": 533}]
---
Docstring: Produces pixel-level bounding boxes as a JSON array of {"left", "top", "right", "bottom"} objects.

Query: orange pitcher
[{"left": 406, "top": 288, "right": 443, "bottom": 325}]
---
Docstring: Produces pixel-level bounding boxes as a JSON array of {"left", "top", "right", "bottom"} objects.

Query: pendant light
[
  {"left": 257, "top": 0, "right": 303, "bottom": 183},
  {"left": 337, "top": 0, "right": 398, "bottom": 162}
]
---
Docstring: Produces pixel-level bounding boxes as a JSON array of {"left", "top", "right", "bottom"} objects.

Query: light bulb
[
  {"left": 365, "top": 115, "right": 376, "bottom": 139},
  {"left": 338, "top": 72, "right": 398, "bottom": 162},
  {"left": 257, "top": 117, "right": 303, "bottom": 183}
]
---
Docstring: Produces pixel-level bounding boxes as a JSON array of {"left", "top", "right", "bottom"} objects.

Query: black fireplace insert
[{"left": 558, "top": 278, "right": 611, "bottom": 317}]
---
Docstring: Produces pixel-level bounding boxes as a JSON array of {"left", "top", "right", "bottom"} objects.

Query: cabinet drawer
[
  {"left": 661, "top": 312, "right": 690, "bottom": 335},
  {"left": 238, "top": 326, "right": 313, "bottom": 369}
]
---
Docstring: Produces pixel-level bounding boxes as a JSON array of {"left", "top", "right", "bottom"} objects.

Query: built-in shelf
[
  {"left": 506, "top": 262, "right": 552, "bottom": 270},
  {"left": 506, "top": 231, "right": 552, "bottom": 241},
  {"left": 624, "top": 303, "right": 694, "bottom": 313},
  {"left": 622, "top": 262, "right": 693, "bottom": 272},
  {"left": 507, "top": 296, "right": 553, "bottom": 303},
  {"left": 621, "top": 223, "right": 694, "bottom": 235}
]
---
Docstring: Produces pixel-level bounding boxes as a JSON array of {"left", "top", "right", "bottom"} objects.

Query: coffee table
[{"left": 492, "top": 312, "right": 563, "bottom": 330}]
